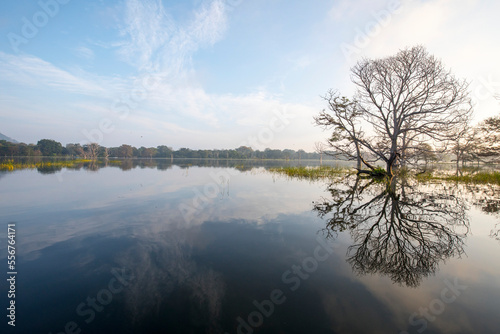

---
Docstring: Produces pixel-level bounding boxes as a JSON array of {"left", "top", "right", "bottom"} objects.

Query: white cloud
[
  {"left": 75, "top": 46, "right": 95, "bottom": 60},
  {"left": 108, "top": 0, "right": 318, "bottom": 146},
  {"left": 328, "top": 0, "right": 394, "bottom": 21},
  {"left": 118, "top": 0, "right": 175, "bottom": 70},
  {"left": 188, "top": 0, "right": 227, "bottom": 47},
  {"left": 110, "top": 0, "right": 235, "bottom": 128},
  {"left": 0, "top": 51, "right": 132, "bottom": 100},
  {"left": 0, "top": 51, "right": 106, "bottom": 95},
  {"left": 118, "top": 0, "right": 227, "bottom": 74}
]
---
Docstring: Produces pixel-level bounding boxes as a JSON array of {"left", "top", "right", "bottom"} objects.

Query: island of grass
[{"left": 269, "top": 166, "right": 351, "bottom": 180}]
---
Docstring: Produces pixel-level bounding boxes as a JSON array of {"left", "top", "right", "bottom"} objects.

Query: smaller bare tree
[
  {"left": 102, "top": 146, "right": 109, "bottom": 159},
  {"left": 474, "top": 116, "right": 500, "bottom": 162},
  {"left": 314, "top": 91, "right": 369, "bottom": 171},
  {"left": 85, "top": 143, "right": 100, "bottom": 160},
  {"left": 75, "top": 144, "right": 86, "bottom": 159}
]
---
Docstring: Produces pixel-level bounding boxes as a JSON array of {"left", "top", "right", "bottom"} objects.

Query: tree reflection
[
  {"left": 464, "top": 183, "right": 500, "bottom": 214},
  {"left": 463, "top": 183, "right": 500, "bottom": 243},
  {"left": 491, "top": 225, "right": 500, "bottom": 243},
  {"left": 36, "top": 165, "right": 63, "bottom": 174},
  {"left": 313, "top": 176, "right": 469, "bottom": 287}
]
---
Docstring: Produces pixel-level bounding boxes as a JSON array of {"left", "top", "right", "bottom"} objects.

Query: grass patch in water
[
  {"left": 444, "top": 171, "right": 500, "bottom": 185},
  {"left": 269, "top": 166, "right": 349, "bottom": 180},
  {"left": 0, "top": 159, "right": 100, "bottom": 171}
]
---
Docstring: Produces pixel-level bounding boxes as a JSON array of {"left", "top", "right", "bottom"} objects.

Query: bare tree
[
  {"left": 314, "top": 141, "right": 326, "bottom": 165},
  {"left": 75, "top": 144, "right": 86, "bottom": 159},
  {"left": 85, "top": 143, "right": 100, "bottom": 160},
  {"left": 474, "top": 116, "right": 500, "bottom": 162},
  {"left": 452, "top": 122, "right": 480, "bottom": 173},
  {"left": 317, "top": 46, "right": 473, "bottom": 177},
  {"left": 410, "top": 142, "right": 438, "bottom": 169},
  {"left": 451, "top": 114, "right": 500, "bottom": 171}
]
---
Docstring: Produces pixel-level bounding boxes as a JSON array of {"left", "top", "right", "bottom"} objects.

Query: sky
[{"left": 0, "top": 0, "right": 499, "bottom": 151}]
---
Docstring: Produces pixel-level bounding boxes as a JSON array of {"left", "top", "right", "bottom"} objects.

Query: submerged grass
[{"left": 269, "top": 166, "right": 350, "bottom": 180}]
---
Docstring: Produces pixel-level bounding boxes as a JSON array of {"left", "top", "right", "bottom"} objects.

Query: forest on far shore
[{"left": 0, "top": 139, "right": 323, "bottom": 160}]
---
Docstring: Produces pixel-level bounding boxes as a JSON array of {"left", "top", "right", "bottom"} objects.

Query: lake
[{"left": 1, "top": 160, "right": 499, "bottom": 334}]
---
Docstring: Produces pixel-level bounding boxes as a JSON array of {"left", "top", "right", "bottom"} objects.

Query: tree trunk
[
  {"left": 355, "top": 144, "right": 361, "bottom": 170},
  {"left": 386, "top": 157, "right": 394, "bottom": 177},
  {"left": 387, "top": 136, "right": 398, "bottom": 177},
  {"left": 387, "top": 153, "right": 398, "bottom": 177}
]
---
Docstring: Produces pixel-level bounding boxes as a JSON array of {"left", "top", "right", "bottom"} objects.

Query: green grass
[
  {"left": 414, "top": 170, "right": 500, "bottom": 185},
  {"left": 269, "top": 166, "right": 349, "bottom": 180},
  {"left": 444, "top": 171, "right": 500, "bottom": 185},
  {"left": 0, "top": 159, "right": 99, "bottom": 171}
]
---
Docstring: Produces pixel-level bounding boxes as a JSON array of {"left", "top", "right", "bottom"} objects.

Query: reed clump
[{"left": 269, "top": 166, "right": 348, "bottom": 180}]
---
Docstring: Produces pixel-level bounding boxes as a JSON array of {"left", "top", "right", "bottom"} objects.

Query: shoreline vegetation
[
  {"left": 0, "top": 159, "right": 94, "bottom": 171},
  {"left": 0, "top": 158, "right": 123, "bottom": 171},
  {"left": 0, "top": 157, "right": 332, "bottom": 173},
  {"left": 2, "top": 158, "right": 500, "bottom": 185}
]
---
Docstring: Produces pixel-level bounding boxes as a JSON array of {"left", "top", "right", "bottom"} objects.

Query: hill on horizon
[{"left": 0, "top": 132, "right": 18, "bottom": 143}]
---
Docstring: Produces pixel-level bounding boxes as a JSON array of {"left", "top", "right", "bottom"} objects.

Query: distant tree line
[{"left": 0, "top": 139, "right": 322, "bottom": 160}]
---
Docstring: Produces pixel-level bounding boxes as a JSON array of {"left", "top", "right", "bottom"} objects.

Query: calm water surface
[{"left": 1, "top": 161, "right": 499, "bottom": 333}]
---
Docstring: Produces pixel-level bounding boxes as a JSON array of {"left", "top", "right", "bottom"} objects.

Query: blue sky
[{"left": 1, "top": 0, "right": 499, "bottom": 150}]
